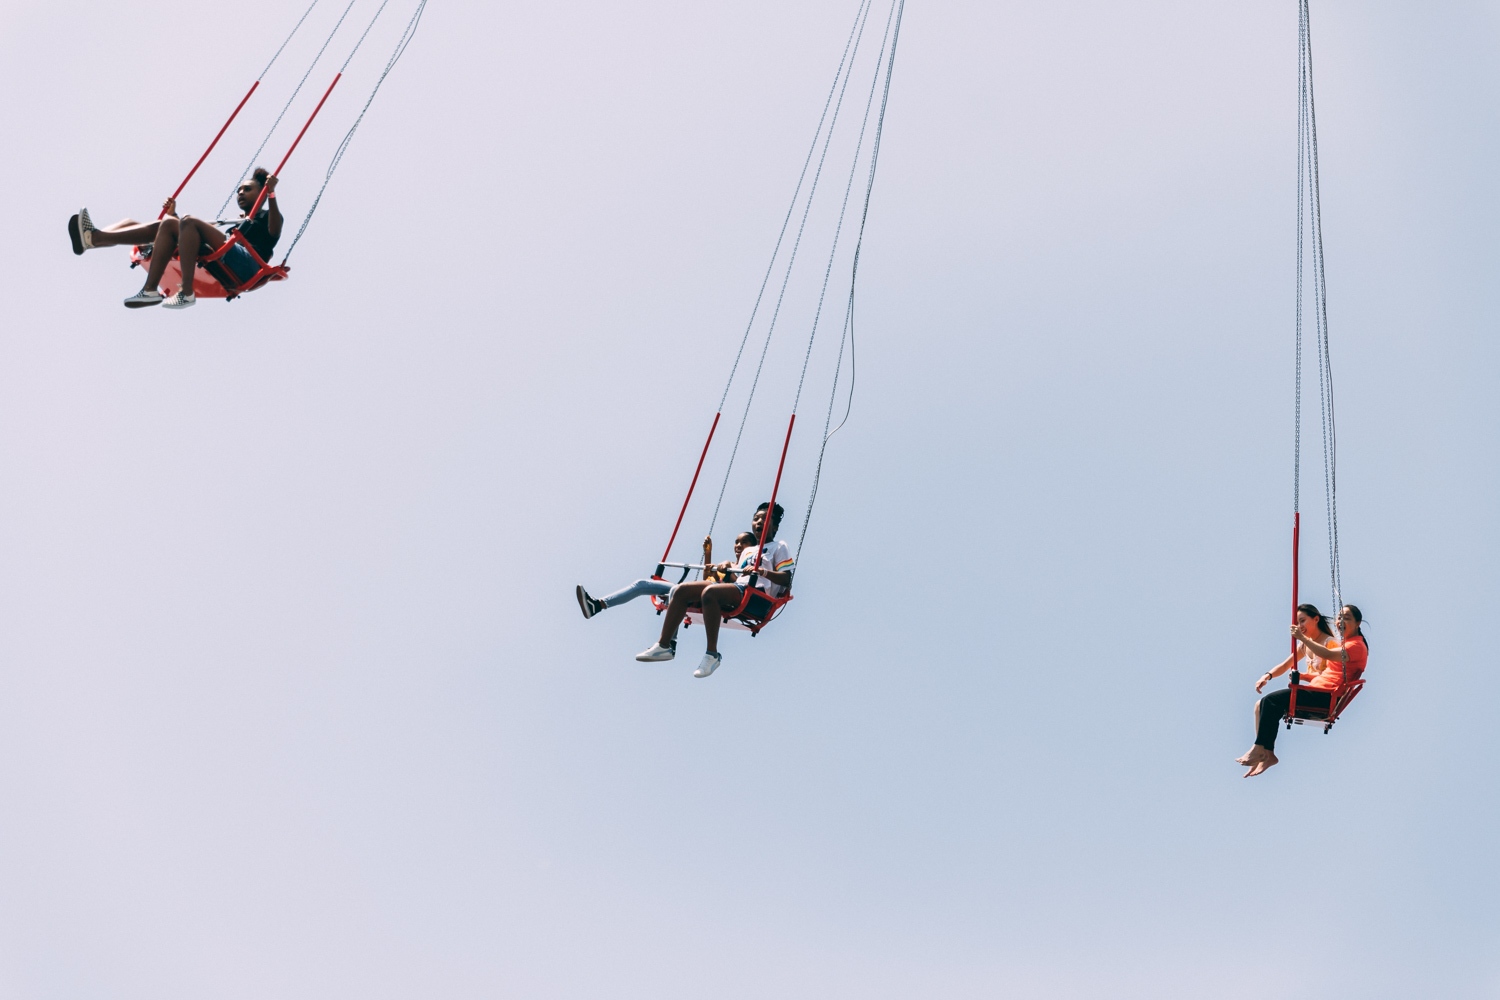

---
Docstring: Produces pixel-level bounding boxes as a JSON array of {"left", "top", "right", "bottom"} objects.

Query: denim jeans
[{"left": 601, "top": 578, "right": 672, "bottom": 608}]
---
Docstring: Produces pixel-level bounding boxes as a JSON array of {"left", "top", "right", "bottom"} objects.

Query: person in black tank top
[{"left": 67, "top": 167, "right": 283, "bottom": 309}]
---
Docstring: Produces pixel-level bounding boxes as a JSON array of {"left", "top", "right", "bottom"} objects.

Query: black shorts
[
  {"left": 217, "top": 242, "right": 262, "bottom": 283},
  {"left": 735, "top": 585, "right": 775, "bottom": 620}
]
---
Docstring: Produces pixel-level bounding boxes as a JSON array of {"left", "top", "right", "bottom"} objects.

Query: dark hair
[
  {"left": 1340, "top": 604, "right": 1366, "bottom": 646},
  {"left": 251, "top": 166, "right": 270, "bottom": 188},
  {"left": 1296, "top": 604, "right": 1332, "bottom": 639},
  {"left": 735, "top": 531, "right": 758, "bottom": 544},
  {"left": 755, "top": 501, "right": 785, "bottom": 525}
]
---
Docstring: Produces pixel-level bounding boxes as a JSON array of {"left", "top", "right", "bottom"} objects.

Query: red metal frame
[
  {"left": 658, "top": 412, "right": 722, "bottom": 567},
  {"left": 1288, "top": 511, "right": 1302, "bottom": 718},
  {"left": 159, "top": 80, "right": 261, "bottom": 219},
  {"left": 653, "top": 588, "right": 793, "bottom": 637},
  {"left": 1284, "top": 676, "right": 1365, "bottom": 734},
  {"left": 129, "top": 232, "right": 289, "bottom": 300}
]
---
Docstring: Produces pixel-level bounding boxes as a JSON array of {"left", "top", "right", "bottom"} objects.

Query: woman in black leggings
[{"left": 1239, "top": 605, "right": 1368, "bottom": 778}]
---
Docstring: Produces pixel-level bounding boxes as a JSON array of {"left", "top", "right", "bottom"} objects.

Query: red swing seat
[
  {"left": 129, "top": 230, "right": 289, "bottom": 301},
  {"left": 650, "top": 581, "right": 793, "bottom": 637},
  {"left": 1284, "top": 670, "right": 1366, "bottom": 734}
]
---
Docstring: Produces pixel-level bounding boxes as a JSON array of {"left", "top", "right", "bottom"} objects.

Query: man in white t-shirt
[{"left": 635, "top": 502, "right": 795, "bottom": 678}]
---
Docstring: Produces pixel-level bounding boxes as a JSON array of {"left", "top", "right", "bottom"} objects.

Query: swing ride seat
[
  {"left": 1284, "top": 674, "right": 1366, "bottom": 734},
  {"left": 650, "top": 583, "right": 793, "bottom": 637},
  {"left": 107, "top": 0, "right": 426, "bottom": 307},
  {"left": 129, "top": 230, "right": 288, "bottom": 301}
]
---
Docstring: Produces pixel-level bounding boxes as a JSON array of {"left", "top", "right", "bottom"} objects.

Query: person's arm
[
  {"left": 1256, "top": 651, "right": 1298, "bottom": 693},
  {"left": 751, "top": 567, "right": 792, "bottom": 587},
  {"left": 265, "top": 175, "right": 282, "bottom": 238},
  {"left": 1291, "top": 626, "right": 1347, "bottom": 663}
]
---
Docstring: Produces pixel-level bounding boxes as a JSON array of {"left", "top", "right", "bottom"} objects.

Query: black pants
[{"left": 1255, "top": 687, "right": 1333, "bottom": 750}]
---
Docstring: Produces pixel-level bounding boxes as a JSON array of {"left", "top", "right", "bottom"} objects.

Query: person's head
[
  {"left": 733, "top": 530, "right": 758, "bottom": 555},
  {"left": 751, "top": 502, "right": 784, "bottom": 540},
  {"left": 236, "top": 167, "right": 271, "bottom": 212},
  {"left": 1337, "top": 604, "right": 1365, "bottom": 643},
  {"left": 1296, "top": 604, "right": 1332, "bottom": 638}
]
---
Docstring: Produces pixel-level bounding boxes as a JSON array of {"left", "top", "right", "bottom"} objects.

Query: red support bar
[
  {"left": 160, "top": 80, "right": 261, "bottom": 218},
  {"left": 750, "top": 414, "right": 797, "bottom": 581},
  {"left": 1288, "top": 511, "right": 1301, "bottom": 717},
  {"left": 1290, "top": 511, "right": 1300, "bottom": 657},
  {"left": 659, "top": 412, "right": 722, "bottom": 566},
  {"left": 248, "top": 72, "right": 342, "bottom": 220}
]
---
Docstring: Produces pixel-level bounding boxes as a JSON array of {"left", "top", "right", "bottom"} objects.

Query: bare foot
[
  {"left": 1235, "top": 747, "right": 1258, "bottom": 765},
  {"left": 1243, "top": 749, "right": 1278, "bottom": 778}
]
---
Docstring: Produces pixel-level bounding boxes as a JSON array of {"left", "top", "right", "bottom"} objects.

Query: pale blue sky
[{"left": 0, "top": 1, "right": 1496, "bottom": 997}]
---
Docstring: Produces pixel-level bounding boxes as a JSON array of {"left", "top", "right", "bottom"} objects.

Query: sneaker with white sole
[
  {"left": 575, "top": 585, "right": 604, "bottom": 620},
  {"left": 693, "top": 652, "right": 723, "bottom": 678},
  {"left": 68, "top": 210, "right": 96, "bottom": 255},
  {"left": 162, "top": 291, "right": 196, "bottom": 310},
  {"left": 635, "top": 642, "right": 675, "bottom": 662},
  {"left": 123, "top": 288, "right": 164, "bottom": 308}
]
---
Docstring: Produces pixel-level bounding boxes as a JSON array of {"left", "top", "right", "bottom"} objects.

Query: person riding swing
[
  {"left": 635, "top": 502, "right": 794, "bottom": 678},
  {"left": 1238, "top": 604, "right": 1369, "bottom": 777},
  {"left": 68, "top": 167, "right": 282, "bottom": 309}
]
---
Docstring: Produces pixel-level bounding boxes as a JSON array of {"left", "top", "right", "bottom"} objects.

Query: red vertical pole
[
  {"left": 246, "top": 73, "right": 342, "bottom": 220},
  {"left": 1290, "top": 512, "right": 1301, "bottom": 651},
  {"left": 658, "top": 412, "right": 722, "bottom": 568},
  {"left": 159, "top": 80, "right": 261, "bottom": 218},
  {"left": 1288, "top": 511, "right": 1301, "bottom": 715},
  {"left": 749, "top": 414, "right": 796, "bottom": 586}
]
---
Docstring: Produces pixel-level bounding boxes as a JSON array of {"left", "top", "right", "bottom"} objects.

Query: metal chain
[
  {"left": 219, "top": 0, "right": 360, "bottom": 218},
  {"left": 705, "top": 0, "right": 877, "bottom": 538},
  {"left": 712, "top": 0, "right": 872, "bottom": 418},
  {"left": 790, "top": 0, "right": 900, "bottom": 418},
  {"left": 797, "top": 0, "right": 905, "bottom": 563},
  {"left": 1296, "top": 0, "right": 1342, "bottom": 613},
  {"left": 257, "top": 0, "right": 325, "bottom": 81},
  {"left": 1293, "top": 0, "right": 1306, "bottom": 520},
  {"left": 282, "top": 0, "right": 426, "bottom": 262}
]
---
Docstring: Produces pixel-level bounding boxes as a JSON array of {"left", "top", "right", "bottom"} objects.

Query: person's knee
[{"left": 160, "top": 217, "right": 179, "bottom": 235}]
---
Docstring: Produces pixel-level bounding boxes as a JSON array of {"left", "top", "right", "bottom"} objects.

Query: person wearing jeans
[{"left": 576, "top": 531, "right": 760, "bottom": 619}]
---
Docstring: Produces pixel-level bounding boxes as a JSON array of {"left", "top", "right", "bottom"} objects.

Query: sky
[{"left": 0, "top": 0, "right": 1497, "bottom": 997}]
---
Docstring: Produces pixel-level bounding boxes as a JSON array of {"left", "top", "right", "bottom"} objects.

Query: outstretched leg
[{"left": 90, "top": 218, "right": 162, "bottom": 247}]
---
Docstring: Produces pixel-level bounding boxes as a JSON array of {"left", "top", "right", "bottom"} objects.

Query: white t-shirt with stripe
[{"left": 742, "top": 539, "right": 794, "bottom": 598}]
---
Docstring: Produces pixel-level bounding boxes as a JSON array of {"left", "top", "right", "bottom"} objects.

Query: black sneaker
[{"left": 575, "top": 585, "right": 604, "bottom": 619}]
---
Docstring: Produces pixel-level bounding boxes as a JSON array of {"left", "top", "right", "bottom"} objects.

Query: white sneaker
[
  {"left": 123, "top": 288, "right": 164, "bottom": 308},
  {"left": 635, "top": 642, "right": 675, "bottom": 662},
  {"left": 163, "top": 291, "right": 196, "bottom": 310},
  {"left": 693, "top": 652, "right": 722, "bottom": 678}
]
